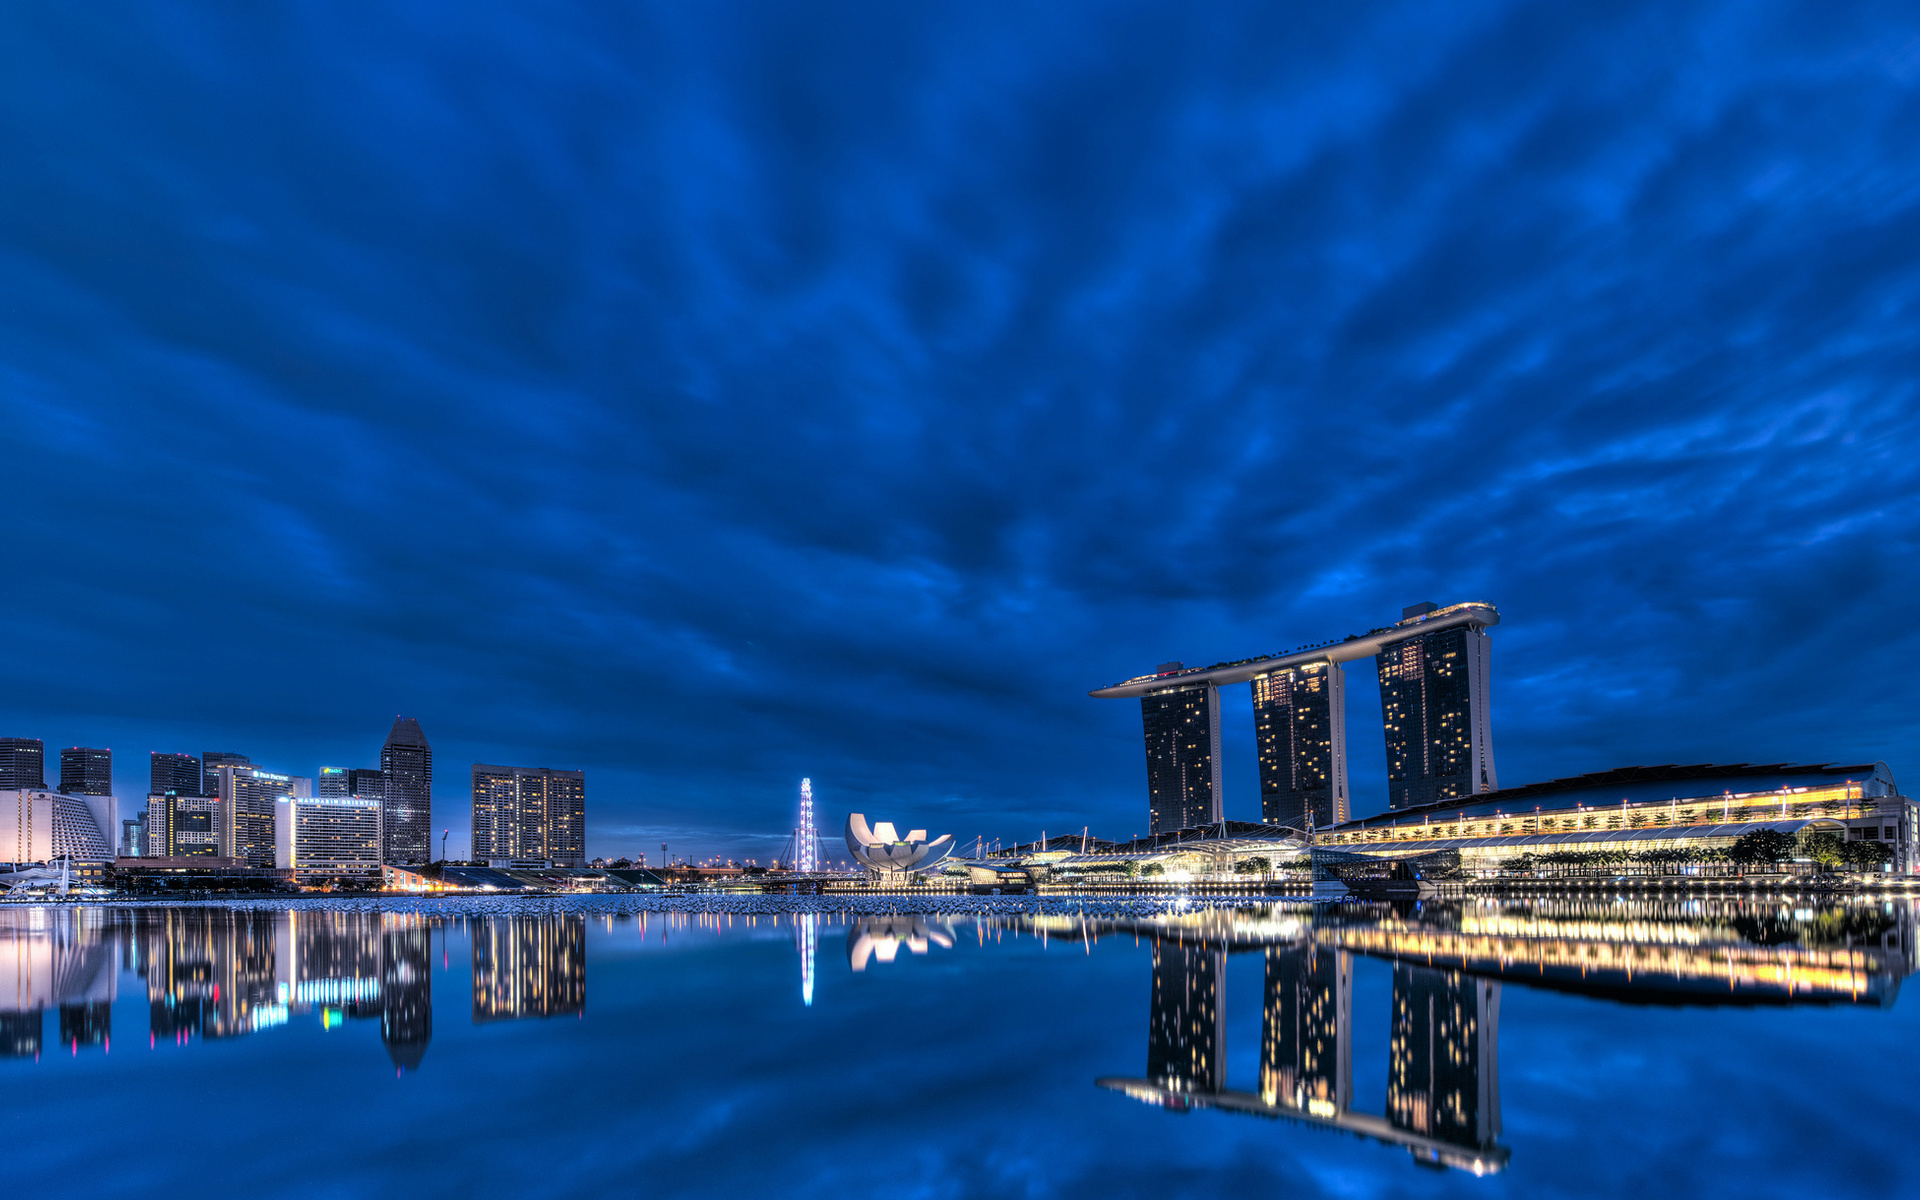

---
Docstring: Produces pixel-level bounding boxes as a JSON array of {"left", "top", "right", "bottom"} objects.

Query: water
[{"left": 2, "top": 894, "right": 1915, "bottom": 1198}]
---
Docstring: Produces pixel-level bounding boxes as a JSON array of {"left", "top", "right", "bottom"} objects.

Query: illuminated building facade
[
  {"left": 275, "top": 795, "right": 384, "bottom": 882},
  {"left": 201, "top": 751, "right": 250, "bottom": 781},
  {"left": 0, "top": 738, "right": 46, "bottom": 790},
  {"left": 1253, "top": 662, "right": 1349, "bottom": 830},
  {"left": 471, "top": 914, "right": 585, "bottom": 1021},
  {"left": 1261, "top": 945, "right": 1350, "bottom": 1114},
  {"left": 1378, "top": 607, "right": 1496, "bottom": 809},
  {"left": 150, "top": 751, "right": 201, "bottom": 798},
  {"left": 1388, "top": 966, "right": 1500, "bottom": 1153},
  {"left": 1318, "top": 761, "right": 1919, "bottom": 876},
  {"left": 59, "top": 747, "right": 112, "bottom": 797},
  {"left": 317, "top": 767, "right": 349, "bottom": 798},
  {"left": 209, "top": 765, "right": 295, "bottom": 868},
  {"left": 471, "top": 765, "right": 586, "bottom": 867},
  {"left": 347, "top": 767, "right": 385, "bottom": 802},
  {"left": 1095, "top": 603, "right": 1501, "bottom": 834},
  {"left": 149, "top": 792, "right": 220, "bottom": 857},
  {"left": 1142, "top": 677, "right": 1223, "bottom": 833},
  {"left": 0, "top": 788, "right": 116, "bottom": 865},
  {"left": 380, "top": 718, "right": 432, "bottom": 864},
  {"left": 1146, "top": 942, "right": 1223, "bottom": 1094}
]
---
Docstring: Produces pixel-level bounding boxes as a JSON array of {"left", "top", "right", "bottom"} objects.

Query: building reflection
[
  {"left": 0, "top": 908, "right": 118, "bottom": 1058},
  {"left": 1262, "top": 945, "right": 1349, "bottom": 1117},
  {"left": 1146, "top": 943, "right": 1223, "bottom": 1096},
  {"left": 471, "top": 915, "right": 585, "bottom": 1021},
  {"left": 845, "top": 915, "right": 954, "bottom": 972},
  {"left": 382, "top": 923, "right": 432, "bottom": 1071}
]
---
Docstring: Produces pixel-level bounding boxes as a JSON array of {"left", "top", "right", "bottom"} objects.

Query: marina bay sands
[{"left": 1092, "top": 601, "right": 1500, "bottom": 834}]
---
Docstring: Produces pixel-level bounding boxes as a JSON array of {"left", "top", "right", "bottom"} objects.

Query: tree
[
  {"left": 1841, "top": 839, "right": 1893, "bottom": 873},
  {"left": 1802, "top": 832, "right": 1845, "bottom": 871},
  {"left": 1140, "top": 863, "right": 1165, "bottom": 877},
  {"left": 1730, "top": 829, "right": 1796, "bottom": 869},
  {"left": 1236, "top": 856, "right": 1271, "bottom": 875}
]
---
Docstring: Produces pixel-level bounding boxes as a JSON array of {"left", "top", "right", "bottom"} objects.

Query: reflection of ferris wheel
[{"left": 777, "top": 778, "right": 831, "bottom": 872}]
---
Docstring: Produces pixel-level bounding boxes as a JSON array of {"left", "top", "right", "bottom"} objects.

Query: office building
[
  {"left": 207, "top": 765, "right": 295, "bottom": 868},
  {"left": 0, "top": 788, "right": 116, "bottom": 865},
  {"left": 202, "top": 751, "right": 250, "bottom": 782},
  {"left": 0, "top": 739, "right": 46, "bottom": 790},
  {"left": 1388, "top": 965, "right": 1500, "bottom": 1152},
  {"left": 1253, "top": 662, "right": 1349, "bottom": 831},
  {"left": 317, "top": 767, "right": 349, "bottom": 798},
  {"left": 275, "top": 795, "right": 383, "bottom": 882},
  {"left": 59, "top": 747, "right": 112, "bottom": 798},
  {"left": 1141, "top": 673, "right": 1223, "bottom": 834},
  {"left": 150, "top": 752, "right": 202, "bottom": 798},
  {"left": 1378, "top": 604, "right": 1496, "bottom": 809},
  {"left": 346, "top": 767, "right": 385, "bottom": 800},
  {"left": 471, "top": 765, "right": 587, "bottom": 867},
  {"left": 148, "top": 792, "right": 221, "bottom": 857},
  {"left": 120, "top": 812, "right": 148, "bottom": 858},
  {"left": 379, "top": 718, "right": 432, "bottom": 864}
]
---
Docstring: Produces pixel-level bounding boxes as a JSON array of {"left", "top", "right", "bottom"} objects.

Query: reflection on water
[{"left": 1, "top": 896, "right": 1916, "bottom": 1186}]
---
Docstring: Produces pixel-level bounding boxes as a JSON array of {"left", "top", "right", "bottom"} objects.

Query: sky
[{"left": 2, "top": 1, "right": 1919, "bottom": 862}]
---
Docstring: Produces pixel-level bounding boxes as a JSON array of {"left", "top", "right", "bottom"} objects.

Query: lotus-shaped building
[{"left": 844, "top": 814, "right": 955, "bottom": 879}]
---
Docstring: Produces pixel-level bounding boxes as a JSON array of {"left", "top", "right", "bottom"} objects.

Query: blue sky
[{"left": 3, "top": 1, "right": 1918, "bottom": 860}]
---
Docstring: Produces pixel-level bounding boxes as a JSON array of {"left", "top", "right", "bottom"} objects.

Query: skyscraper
[
  {"left": 59, "top": 747, "right": 112, "bottom": 797},
  {"left": 1141, "top": 675, "right": 1222, "bottom": 834},
  {"left": 379, "top": 718, "right": 432, "bottom": 864},
  {"left": 1252, "top": 661, "right": 1349, "bottom": 831},
  {"left": 0, "top": 738, "right": 46, "bottom": 790},
  {"left": 346, "top": 767, "right": 386, "bottom": 800},
  {"left": 208, "top": 765, "right": 295, "bottom": 867},
  {"left": 316, "top": 767, "right": 349, "bottom": 798},
  {"left": 1377, "top": 604, "right": 1497, "bottom": 810},
  {"left": 471, "top": 765, "right": 586, "bottom": 867},
  {"left": 201, "top": 751, "right": 251, "bottom": 786},
  {"left": 150, "top": 752, "right": 202, "bottom": 798}
]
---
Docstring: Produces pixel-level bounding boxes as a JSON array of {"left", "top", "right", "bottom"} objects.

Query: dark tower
[
  {"left": 1252, "top": 661, "right": 1349, "bottom": 831},
  {"left": 380, "top": 717, "right": 432, "bottom": 864},
  {"left": 0, "top": 738, "right": 46, "bottom": 790},
  {"left": 1141, "top": 676, "right": 1223, "bottom": 834},
  {"left": 1378, "top": 604, "right": 1496, "bottom": 810},
  {"left": 1145, "top": 941, "right": 1224, "bottom": 1095},
  {"left": 200, "top": 751, "right": 251, "bottom": 789},
  {"left": 1388, "top": 965, "right": 1501, "bottom": 1153},
  {"left": 150, "top": 752, "right": 202, "bottom": 798},
  {"left": 1261, "top": 944, "right": 1351, "bottom": 1114},
  {"left": 59, "top": 747, "right": 112, "bottom": 797}
]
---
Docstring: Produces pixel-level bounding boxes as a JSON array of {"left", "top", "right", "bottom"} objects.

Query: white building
[
  {"left": 0, "top": 788, "right": 117, "bottom": 865},
  {"left": 275, "top": 795, "right": 384, "bottom": 883}
]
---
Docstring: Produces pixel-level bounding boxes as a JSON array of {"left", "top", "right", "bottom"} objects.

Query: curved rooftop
[{"left": 1089, "top": 601, "right": 1500, "bottom": 698}]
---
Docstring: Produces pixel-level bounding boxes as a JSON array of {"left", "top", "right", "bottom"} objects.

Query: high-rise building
[
  {"left": 207, "top": 765, "right": 295, "bottom": 868},
  {"left": 121, "top": 812, "right": 148, "bottom": 857},
  {"left": 1145, "top": 941, "right": 1223, "bottom": 1094},
  {"left": 346, "top": 768, "right": 386, "bottom": 801},
  {"left": 381, "top": 923, "right": 433, "bottom": 1073},
  {"left": 275, "top": 795, "right": 383, "bottom": 882},
  {"left": 1141, "top": 674, "right": 1223, "bottom": 834},
  {"left": 201, "top": 752, "right": 250, "bottom": 796},
  {"left": 148, "top": 792, "right": 221, "bottom": 857},
  {"left": 1388, "top": 965, "right": 1501, "bottom": 1152},
  {"left": 150, "top": 752, "right": 202, "bottom": 798},
  {"left": 379, "top": 718, "right": 432, "bottom": 864},
  {"left": 1261, "top": 945, "right": 1351, "bottom": 1114},
  {"left": 59, "top": 747, "right": 112, "bottom": 798},
  {"left": 0, "top": 788, "right": 116, "bottom": 864},
  {"left": 0, "top": 739, "right": 46, "bottom": 790},
  {"left": 471, "top": 764, "right": 586, "bottom": 867},
  {"left": 1378, "top": 605, "right": 1497, "bottom": 810},
  {"left": 316, "top": 767, "right": 349, "bottom": 798},
  {"left": 1252, "top": 662, "right": 1349, "bottom": 831}
]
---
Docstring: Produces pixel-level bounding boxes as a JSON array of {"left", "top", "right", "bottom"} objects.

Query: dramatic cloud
[{"left": 2, "top": 1, "right": 1917, "bottom": 857}]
